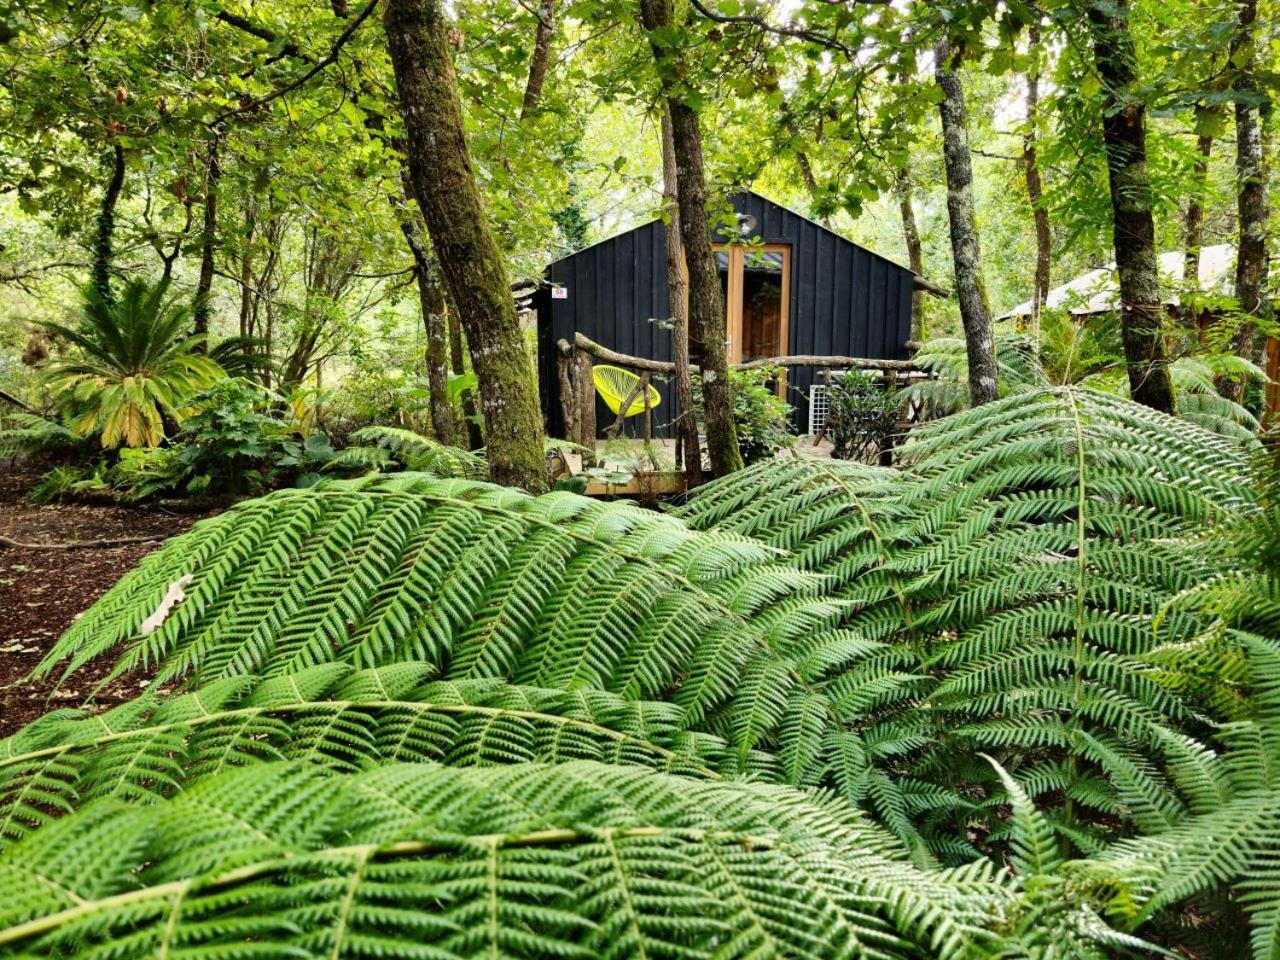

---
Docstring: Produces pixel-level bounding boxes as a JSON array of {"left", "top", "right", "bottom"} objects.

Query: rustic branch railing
[
  {"left": 555, "top": 332, "right": 926, "bottom": 470},
  {"left": 559, "top": 332, "right": 920, "bottom": 374}
]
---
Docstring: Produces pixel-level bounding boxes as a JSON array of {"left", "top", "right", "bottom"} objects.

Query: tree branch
[{"left": 212, "top": 0, "right": 379, "bottom": 124}]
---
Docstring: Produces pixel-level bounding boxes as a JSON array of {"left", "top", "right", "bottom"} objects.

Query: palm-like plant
[{"left": 40, "top": 280, "right": 224, "bottom": 448}]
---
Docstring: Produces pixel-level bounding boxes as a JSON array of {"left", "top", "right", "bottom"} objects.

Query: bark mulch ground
[{"left": 0, "top": 469, "right": 213, "bottom": 737}]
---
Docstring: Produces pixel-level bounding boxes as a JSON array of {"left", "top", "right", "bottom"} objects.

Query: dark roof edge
[{"left": 542, "top": 188, "right": 919, "bottom": 278}]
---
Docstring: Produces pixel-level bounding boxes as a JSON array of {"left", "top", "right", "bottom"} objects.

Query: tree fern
[
  {"left": 0, "top": 760, "right": 1029, "bottom": 960},
  {"left": 679, "top": 388, "right": 1257, "bottom": 853},
  {"left": 33, "top": 474, "right": 900, "bottom": 804},
  {"left": 350, "top": 425, "right": 487, "bottom": 478},
  {"left": 0, "top": 662, "right": 733, "bottom": 844}
]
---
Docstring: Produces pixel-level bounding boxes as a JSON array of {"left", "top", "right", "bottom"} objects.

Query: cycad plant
[{"left": 40, "top": 279, "right": 224, "bottom": 448}]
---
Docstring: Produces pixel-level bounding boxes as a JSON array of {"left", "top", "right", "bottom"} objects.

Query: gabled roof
[
  {"left": 545, "top": 189, "right": 913, "bottom": 276},
  {"left": 998, "top": 244, "right": 1238, "bottom": 319}
]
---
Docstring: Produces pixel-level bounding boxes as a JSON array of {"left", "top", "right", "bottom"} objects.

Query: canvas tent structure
[
  {"left": 998, "top": 244, "right": 1280, "bottom": 422},
  {"left": 533, "top": 191, "right": 923, "bottom": 438},
  {"left": 998, "top": 245, "right": 1239, "bottom": 320}
]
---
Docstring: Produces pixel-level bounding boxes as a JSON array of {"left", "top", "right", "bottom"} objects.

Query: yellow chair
[{"left": 592, "top": 365, "right": 662, "bottom": 418}]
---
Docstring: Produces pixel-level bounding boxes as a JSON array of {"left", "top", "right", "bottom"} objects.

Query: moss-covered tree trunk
[
  {"left": 935, "top": 37, "right": 998, "bottom": 407},
  {"left": 1022, "top": 24, "right": 1050, "bottom": 345},
  {"left": 660, "top": 107, "right": 702, "bottom": 484},
  {"left": 639, "top": 0, "right": 741, "bottom": 476},
  {"left": 91, "top": 143, "right": 126, "bottom": 305},
  {"left": 193, "top": 133, "right": 221, "bottom": 344},
  {"left": 383, "top": 0, "right": 547, "bottom": 491},
  {"left": 1088, "top": 0, "right": 1176, "bottom": 414},
  {"left": 416, "top": 259, "right": 457, "bottom": 445},
  {"left": 1221, "top": 0, "right": 1269, "bottom": 403},
  {"left": 893, "top": 169, "right": 925, "bottom": 342}
]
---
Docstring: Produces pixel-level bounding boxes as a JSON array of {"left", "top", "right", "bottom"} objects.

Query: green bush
[
  {"left": 695, "top": 366, "right": 794, "bottom": 465},
  {"left": 824, "top": 370, "right": 897, "bottom": 462}
]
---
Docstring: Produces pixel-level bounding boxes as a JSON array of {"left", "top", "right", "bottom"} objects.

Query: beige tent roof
[{"left": 998, "top": 244, "right": 1236, "bottom": 320}]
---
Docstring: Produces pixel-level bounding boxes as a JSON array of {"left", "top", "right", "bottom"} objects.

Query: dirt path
[{"left": 0, "top": 470, "right": 210, "bottom": 737}]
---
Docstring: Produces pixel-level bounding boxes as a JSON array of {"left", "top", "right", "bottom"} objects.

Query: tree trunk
[
  {"left": 193, "top": 134, "right": 221, "bottom": 343},
  {"left": 415, "top": 259, "right": 457, "bottom": 445},
  {"left": 1183, "top": 129, "right": 1213, "bottom": 291},
  {"left": 935, "top": 37, "right": 998, "bottom": 407},
  {"left": 893, "top": 169, "right": 925, "bottom": 341},
  {"left": 639, "top": 0, "right": 741, "bottom": 475},
  {"left": 390, "top": 164, "right": 458, "bottom": 447},
  {"left": 1221, "top": 0, "right": 1268, "bottom": 403},
  {"left": 661, "top": 107, "right": 702, "bottom": 484},
  {"left": 519, "top": 0, "right": 555, "bottom": 119},
  {"left": 1088, "top": 0, "right": 1176, "bottom": 414},
  {"left": 238, "top": 201, "right": 256, "bottom": 340},
  {"left": 92, "top": 143, "right": 126, "bottom": 305},
  {"left": 1023, "top": 24, "right": 1051, "bottom": 344},
  {"left": 383, "top": 0, "right": 547, "bottom": 491}
]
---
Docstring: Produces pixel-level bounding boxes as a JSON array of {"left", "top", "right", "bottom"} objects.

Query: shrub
[
  {"left": 695, "top": 367, "right": 794, "bottom": 465},
  {"left": 823, "top": 370, "right": 897, "bottom": 462}
]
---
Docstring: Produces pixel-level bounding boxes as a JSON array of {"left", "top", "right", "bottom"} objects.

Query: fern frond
[{"left": 0, "top": 761, "right": 1009, "bottom": 960}]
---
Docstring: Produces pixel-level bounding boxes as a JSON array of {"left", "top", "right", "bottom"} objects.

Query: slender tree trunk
[
  {"left": 92, "top": 143, "right": 126, "bottom": 304},
  {"left": 239, "top": 202, "right": 256, "bottom": 340},
  {"left": 1023, "top": 24, "right": 1051, "bottom": 344},
  {"left": 661, "top": 107, "right": 702, "bottom": 484},
  {"left": 415, "top": 260, "right": 457, "bottom": 445},
  {"left": 383, "top": 0, "right": 547, "bottom": 491},
  {"left": 193, "top": 134, "right": 221, "bottom": 343},
  {"left": 1221, "top": 0, "right": 1269, "bottom": 403},
  {"left": 935, "top": 37, "right": 998, "bottom": 407},
  {"left": 1183, "top": 129, "right": 1213, "bottom": 290},
  {"left": 639, "top": 0, "right": 741, "bottom": 475},
  {"left": 390, "top": 163, "right": 457, "bottom": 446},
  {"left": 448, "top": 298, "right": 483, "bottom": 449},
  {"left": 1088, "top": 0, "right": 1176, "bottom": 413},
  {"left": 519, "top": 0, "right": 555, "bottom": 119},
  {"left": 894, "top": 169, "right": 925, "bottom": 342}
]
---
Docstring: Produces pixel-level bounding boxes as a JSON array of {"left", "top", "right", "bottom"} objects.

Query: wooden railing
[{"left": 555, "top": 332, "right": 926, "bottom": 466}]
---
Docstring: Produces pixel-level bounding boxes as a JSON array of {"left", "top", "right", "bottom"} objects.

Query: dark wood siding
[{"left": 538, "top": 191, "right": 915, "bottom": 437}]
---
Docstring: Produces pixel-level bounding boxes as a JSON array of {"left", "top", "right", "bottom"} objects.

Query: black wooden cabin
[{"left": 534, "top": 191, "right": 917, "bottom": 438}]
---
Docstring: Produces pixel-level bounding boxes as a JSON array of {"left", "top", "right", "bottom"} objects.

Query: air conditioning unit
[{"left": 808, "top": 385, "right": 829, "bottom": 437}]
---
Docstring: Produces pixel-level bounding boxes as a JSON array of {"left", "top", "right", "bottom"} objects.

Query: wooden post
[
  {"left": 576, "top": 350, "right": 596, "bottom": 466},
  {"left": 557, "top": 350, "right": 578, "bottom": 443},
  {"left": 641, "top": 373, "right": 653, "bottom": 443},
  {"left": 607, "top": 376, "right": 647, "bottom": 439}
]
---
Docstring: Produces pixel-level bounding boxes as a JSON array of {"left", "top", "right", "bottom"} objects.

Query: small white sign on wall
[{"left": 551, "top": 286, "right": 568, "bottom": 299}]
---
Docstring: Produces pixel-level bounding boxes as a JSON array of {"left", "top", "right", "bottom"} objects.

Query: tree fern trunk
[{"left": 383, "top": 0, "right": 547, "bottom": 490}]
